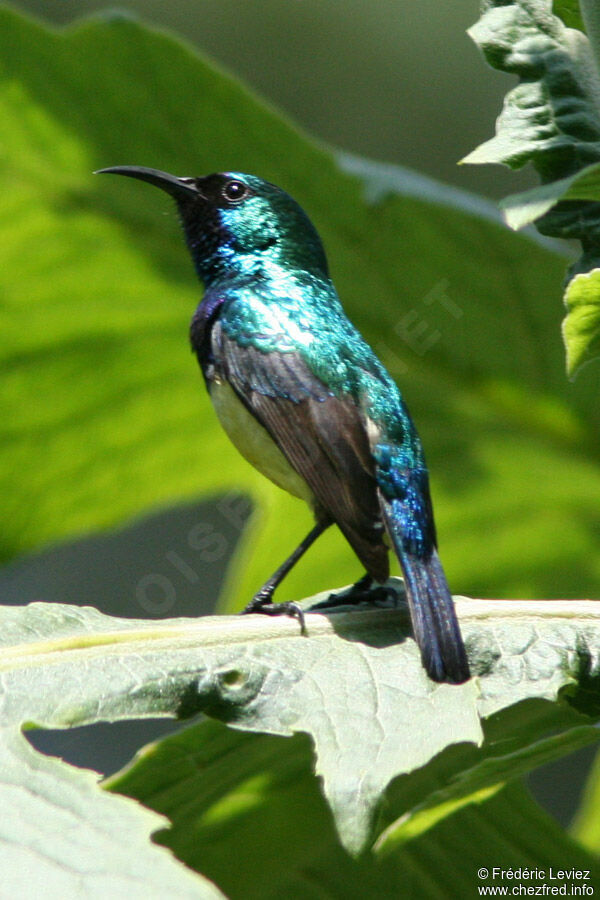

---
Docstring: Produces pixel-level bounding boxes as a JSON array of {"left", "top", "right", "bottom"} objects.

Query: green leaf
[
  {"left": 501, "top": 162, "right": 600, "bottom": 230},
  {"left": 497, "top": 160, "right": 600, "bottom": 383},
  {"left": 109, "top": 721, "right": 352, "bottom": 900},
  {"left": 563, "top": 268, "right": 600, "bottom": 376},
  {"left": 571, "top": 747, "right": 600, "bottom": 853},
  {"left": 4, "top": 594, "right": 600, "bottom": 859},
  {"left": 464, "top": 0, "right": 600, "bottom": 374},
  {"left": 554, "top": 0, "right": 586, "bottom": 32},
  {"left": 109, "top": 723, "right": 599, "bottom": 897},
  {"left": 464, "top": 1, "right": 600, "bottom": 176},
  {"left": 0, "top": 603, "right": 226, "bottom": 896},
  {"left": 0, "top": 727, "right": 225, "bottom": 899},
  {"left": 0, "top": 595, "right": 477, "bottom": 857},
  {"left": 376, "top": 708, "right": 600, "bottom": 854}
]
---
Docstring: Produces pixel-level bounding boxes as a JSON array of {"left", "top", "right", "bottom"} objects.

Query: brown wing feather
[{"left": 217, "top": 329, "right": 388, "bottom": 581}]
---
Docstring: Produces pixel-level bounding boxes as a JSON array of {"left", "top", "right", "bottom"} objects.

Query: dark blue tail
[
  {"left": 398, "top": 545, "right": 470, "bottom": 683},
  {"left": 374, "top": 452, "right": 470, "bottom": 683}
]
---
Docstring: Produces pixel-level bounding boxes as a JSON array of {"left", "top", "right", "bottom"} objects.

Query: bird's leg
[
  {"left": 241, "top": 519, "right": 332, "bottom": 632},
  {"left": 310, "top": 573, "right": 399, "bottom": 610}
]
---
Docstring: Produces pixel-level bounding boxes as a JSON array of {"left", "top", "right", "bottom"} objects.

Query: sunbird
[{"left": 98, "top": 166, "right": 470, "bottom": 684}]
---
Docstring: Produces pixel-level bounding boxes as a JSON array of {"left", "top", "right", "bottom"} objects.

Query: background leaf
[
  {"left": 1, "top": 8, "right": 598, "bottom": 612},
  {"left": 109, "top": 722, "right": 599, "bottom": 898}
]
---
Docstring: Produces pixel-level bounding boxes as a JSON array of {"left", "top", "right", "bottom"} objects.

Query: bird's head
[{"left": 97, "top": 166, "right": 329, "bottom": 285}]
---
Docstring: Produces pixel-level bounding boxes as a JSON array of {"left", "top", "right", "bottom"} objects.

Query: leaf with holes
[{"left": 4, "top": 594, "right": 600, "bottom": 861}]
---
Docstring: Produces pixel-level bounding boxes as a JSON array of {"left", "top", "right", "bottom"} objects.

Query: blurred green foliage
[
  {"left": 1, "top": 7, "right": 599, "bottom": 608},
  {"left": 10, "top": 0, "right": 527, "bottom": 199}
]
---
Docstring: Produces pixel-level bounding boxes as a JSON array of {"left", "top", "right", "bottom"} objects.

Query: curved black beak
[{"left": 95, "top": 166, "right": 200, "bottom": 200}]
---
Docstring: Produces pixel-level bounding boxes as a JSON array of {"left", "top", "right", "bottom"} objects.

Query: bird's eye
[{"left": 222, "top": 179, "right": 248, "bottom": 203}]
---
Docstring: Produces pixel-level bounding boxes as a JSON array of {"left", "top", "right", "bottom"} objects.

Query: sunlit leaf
[
  {"left": 563, "top": 268, "right": 600, "bottom": 377},
  {"left": 501, "top": 163, "right": 600, "bottom": 231}
]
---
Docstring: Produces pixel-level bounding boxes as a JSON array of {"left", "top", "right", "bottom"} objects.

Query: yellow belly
[{"left": 209, "top": 379, "right": 314, "bottom": 504}]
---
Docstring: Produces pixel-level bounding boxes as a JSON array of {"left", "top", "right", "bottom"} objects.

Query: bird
[{"left": 97, "top": 165, "right": 470, "bottom": 684}]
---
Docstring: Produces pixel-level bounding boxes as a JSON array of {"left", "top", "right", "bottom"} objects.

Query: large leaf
[
  {"left": 3, "top": 594, "right": 600, "bottom": 857},
  {"left": 0, "top": 728, "right": 225, "bottom": 899},
  {"left": 5, "top": 595, "right": 600, "bottom": 892},
  {"left": 464, "top": 0, "right": 600, "bottom": 375},
  {"left": 1, "top": 7, "right": 600, "bottom": 614}
]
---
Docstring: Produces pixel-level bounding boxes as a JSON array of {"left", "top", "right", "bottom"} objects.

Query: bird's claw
[
  {"left": 241, "top": 595, "right": 307, "bottom": 635},
  {"left": 310, "top": 577, "right": 399, "bottom": 611}
]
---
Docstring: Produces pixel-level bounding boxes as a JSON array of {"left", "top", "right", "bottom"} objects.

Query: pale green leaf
[
  {"left": 464, "top": 1, "right": 600, "bottom": 175},
  {"left": 0, "top": 595, "right": 478, "bottom": 857},
  {"left": 501, "top": 162, "right": 600, "bottom": 230},
  {"left": 563, "top": 268, "right": 600, "bottom": 376},
  {"left": 0, "top": 728, "right": 224, "bottom": 900},
  {"left": 4, "top": 594, "right": 600, "bottom": 858}
]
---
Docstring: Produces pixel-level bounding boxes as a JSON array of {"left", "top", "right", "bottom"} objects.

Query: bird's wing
[{"left": 213, "top": 323, "right": 388, "bottom": 581}]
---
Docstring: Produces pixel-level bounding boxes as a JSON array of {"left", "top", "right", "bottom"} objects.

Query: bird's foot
[
  {"left": 241, "top": 591, "right": 306, "bottom": 635},
  {"left": 310, "top": 574, "right": 399, "bottom": 611}
]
